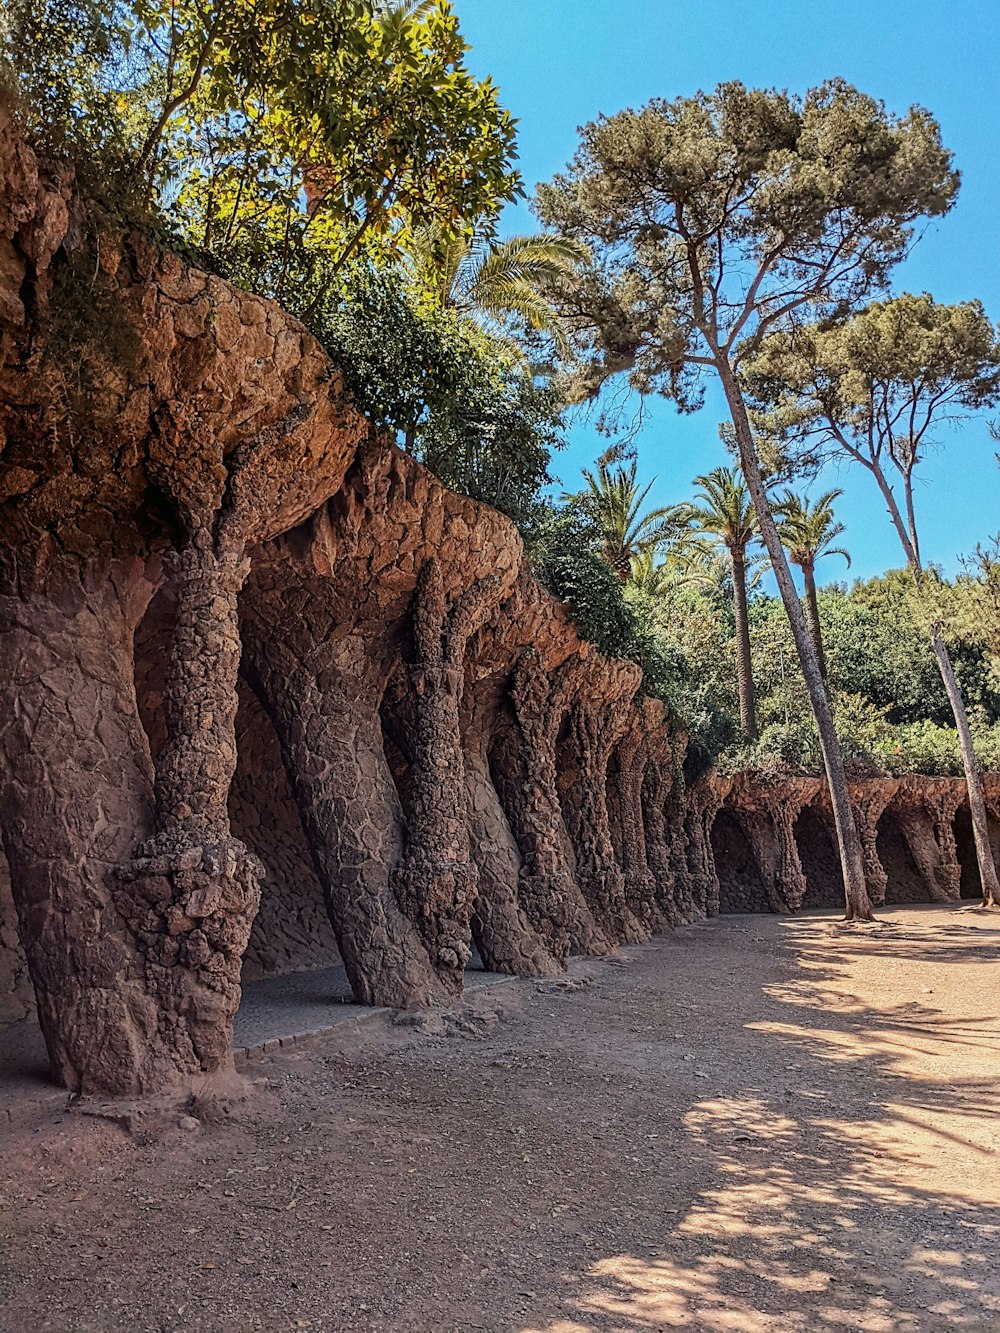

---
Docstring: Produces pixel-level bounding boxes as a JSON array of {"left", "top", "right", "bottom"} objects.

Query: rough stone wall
[{"left": 0, "top": 846, "right": 33, "bottom": 1025}]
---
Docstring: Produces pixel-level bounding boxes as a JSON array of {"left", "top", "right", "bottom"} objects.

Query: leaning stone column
[
  {"left": 684, "top": 778, "right": 722, "bottom": 919},
  {"left": 611, "top": 715, "right": 668, "bottom": 934},
  {"left": 641, "top": 747, "right": 677, "bottom": 927},
  {"left": 0, "top": 564, "right": 164, "bottom": 1094},
  {"left": 118, "top": 528, "right": 263, "bottom": 1081},
  {"left": 850, "top": 787, "right": 891, "bottom": 908},
  {"left": 240, "top": 558, "right": 446, "bottom": 1010},
  {"left": 498, "top": 649, "right": 611, "bottom": 958},
  {"left": 743, "top": 789, "right": 807, "bottom": 911},
  {"left": 463, "top": 687, "right": 562, "bottom": 977},
  {"left": 562, "top": 678, "right": 649, "bottom": 945},
  {"left": 391, "top": 561, "right": 504, "bottom": 995}
]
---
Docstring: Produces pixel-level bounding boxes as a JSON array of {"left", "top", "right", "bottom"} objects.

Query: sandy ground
[{"left": 1, "top": 904, "right": 999, "bottom": 1333}]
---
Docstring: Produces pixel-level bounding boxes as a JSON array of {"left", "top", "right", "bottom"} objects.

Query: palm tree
[
  {"left": 407, "top": 226, "right": 589, "bottom": 352},
  {"left": 575, "top": 458, "right": 681, "bottom": 581},
  {"left": 774, "top": 489, "right": 850, "bottom": 683},
  {"left": 630, "top": 539, "right": 769, "bottom": 603},
  {"left": 680, "top": 467, "right": 759, "bottom": 741}
]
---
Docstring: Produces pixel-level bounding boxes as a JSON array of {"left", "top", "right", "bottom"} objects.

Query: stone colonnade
[
  {"left": 710, "top": 774, "right": 1000, "bottom": 913},
  {"left": 0, "top": 443, "right": 704, "bottom": 1097}
]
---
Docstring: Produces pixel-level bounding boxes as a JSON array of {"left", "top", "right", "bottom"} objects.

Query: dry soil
[{"left": 1, "top": 904, "right": 999, "bottom": 1332}]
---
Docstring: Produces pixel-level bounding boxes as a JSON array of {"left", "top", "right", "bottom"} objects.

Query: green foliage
[
  {"left": 535, "top": 80, "right": 958, "bottom": 402},
  {"left": 746, "top": 295, "right": 1000, "bottom": 492},
  {"left": 4, "top": 0, "right": 520, "bottom": 296},
  {"left": 568, "top": 456, "right": 681, "bottom": 580},
  {"left": 649, "top": 567, "right": 1000, "bottom": 777},
  {"left": 310, "top": 263, "right": 563, "bottom": 524},
  {"left": 773, "top": 489, "right": 850, "bottom": 574},
  {"left": 406, "top": 227, "right": 589, "bottom": 352}
]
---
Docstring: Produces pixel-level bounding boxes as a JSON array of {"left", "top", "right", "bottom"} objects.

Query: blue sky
[{"left": 457, "top": 0, "right": 1000, "bottom": 584}]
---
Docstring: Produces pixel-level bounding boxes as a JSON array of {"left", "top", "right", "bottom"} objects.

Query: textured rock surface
[
  {"left": 712, "top": 774, "right": 1000, "bottom": 914},
  {"left": 2, "top": 114, "right": 993, "bottom": 1101}
]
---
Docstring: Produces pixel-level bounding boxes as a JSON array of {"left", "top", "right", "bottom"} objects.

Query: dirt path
[{"left": 2, "top": 905, "right": 999, "bottom": 1333}]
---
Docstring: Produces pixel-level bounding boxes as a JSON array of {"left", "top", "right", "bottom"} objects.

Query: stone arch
[
  {"left": 876, "top": 811, "right": 928, "bottom": 904},
  {"left": 794, "top": 806, "right": 844, "bottom": 909},
  {"left": 711, "top": 810, "right": 770, "bottom": 913},
  {"left": 952, "top": 802, "right": 1000, "bottom": 899}
]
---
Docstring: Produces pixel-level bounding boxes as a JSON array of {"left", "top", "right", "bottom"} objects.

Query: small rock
[{"left": 178, "top": 1115, "right": 200, "bottom": 1133}]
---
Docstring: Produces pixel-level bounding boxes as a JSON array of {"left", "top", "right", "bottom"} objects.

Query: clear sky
[{"left": 456, "top": 0, "right": 1000, "bottom": 585}]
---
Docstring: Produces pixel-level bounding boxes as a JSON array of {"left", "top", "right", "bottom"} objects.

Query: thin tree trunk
[
  {"left": 802, "top": 561, "right": 828, "bottom": 682},
  {"left": 718, "top": 362, "right": 874, "bottom": 921},
  {"left": 929, "top": 628, "right": 1000, "bottom": 906},
  {"left": 731, "top": 551, "right": 757, "bottom": 741},
  {"left": 867, "top": 461, "right": 998, "bottom": 907}
]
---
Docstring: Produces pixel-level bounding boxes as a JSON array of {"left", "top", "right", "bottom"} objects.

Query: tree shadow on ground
[{"left": 521, "top": 908, "right": 1000, "bottom": 1333}]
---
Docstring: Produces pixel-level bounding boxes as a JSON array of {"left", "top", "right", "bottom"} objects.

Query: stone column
[
  {"left": 391, "top": 561, "right": 505, "bottom": 996},
  {"left": 742, "top": 799, "right": 807, "bottom": 912},
  {"left": 561, "top": 683, "right": 649, "bottom": 946},
  {"left": 684, "top": 780, "right": 722, "bottom": 919},
  {"left": 665, "top": 780, "right": 698, "bottom": 925},
  {"left": 463, "top": 687, "right": 562, "bottom": 978},
  {"left": 492, "top": 649, "right": 610, "bottom": 958},
  {"left": 851, "top": 790, "right": 890, "bottom": 908},
  {"left": 641, "top": 748, "right": 678, "bottom": 927},
  {"left": 118, "top": 530, "right": 263, "bottom": 1081},
  {"left": 240, "top": 564, "right": 446, "bottom": 1010},
  {"left": 0, "top": 563, "right": 168, "bottom": 1094},
  {"left": 611, "top": 718, "right": 668, "bottom": 934}
]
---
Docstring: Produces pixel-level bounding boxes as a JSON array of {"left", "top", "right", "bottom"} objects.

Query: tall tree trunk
[
  {"left": 731, "top": 550, "right": 758, "bottom": 741},
  {"left": 929, "top": 628, "right": 1000, "bottom": 907},
  {"left": 801, "top": 560, "right": 828, "bottom": 682},
  {"left": 867, "top": 464, "right": 999, "bottom": 908},
  {"left": 718, "top": 362, "right": 874, "bottom": 922}
]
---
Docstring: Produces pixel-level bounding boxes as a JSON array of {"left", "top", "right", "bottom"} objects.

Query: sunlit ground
[
  {"left": 1, "top": 906, "right": 998, "bottom": 1332},
  {"left": 520, "top": 908, "right": 1000, "bottom": 1333}
]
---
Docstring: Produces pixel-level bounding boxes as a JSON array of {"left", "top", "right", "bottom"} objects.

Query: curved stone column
[
  {"left": 559, "top": 666, "right": 648, "bottom": 945},
  {"left": 0, "top": 563, "right": 170, "bottom": 1094},
  {"left": 462, "top": 684, "right": 562, "bottom": 977},
  {"left": 390, "top": 561, "right": 507, "bottom": 995},
  {"left": 610, "top": 707, "right": 669, "bottom": 934},
  {"left": 118, "top": 531, "right": 263, "bottom": 1082},
  {"left": 241, "top": 561, "right": 446, "bottom": 1010},
  {"left": 493, "top": 649, "right": 611, "bottom": 958}
]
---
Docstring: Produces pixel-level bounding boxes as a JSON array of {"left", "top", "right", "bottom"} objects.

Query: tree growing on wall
[
  {"left": 535, "top": 79, "right": 959, "bottom": 920},
  {"left": 747, "top": 294, "right": 1000, "bottom": 906}
]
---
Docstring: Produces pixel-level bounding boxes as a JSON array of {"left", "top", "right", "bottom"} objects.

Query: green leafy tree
[
  {"left": 680, "top": 468, "right": 759, "bottom": 741},
  {"left": 572, "top": 457, "right": 680, "bottom": 581},
  {"left": 747, "top": 294, "right": 1000, "bottom": 907},
  {"left": 773, "top": 489, "right": 850, "bottom": 681},
  {"left": 536, "top": 80, "right": 958, "bottom": 919},
  {"left": 315, "top": 264, "right": 562, "bottom": 525},
  {"left": 5, "top": 0, "right": 520, "bottom": 299}
]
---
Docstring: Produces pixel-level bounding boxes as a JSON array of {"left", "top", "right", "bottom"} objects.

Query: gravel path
[{"left": 1, "top": 904, "right": 998, "bottom": 1332}]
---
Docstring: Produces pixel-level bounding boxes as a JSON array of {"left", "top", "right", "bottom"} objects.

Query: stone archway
[
  {"left": 877, "top": 811, "right": 929, "bottom": 904},
  {"left": 794, "top": 807, "right": 844, "bottom": 909},
  {"left": 953, "top": 803, "right": 1000, "bottom": 899},
  {"left": 711, "top": 811, "right": 770, "bottom": 913}
]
